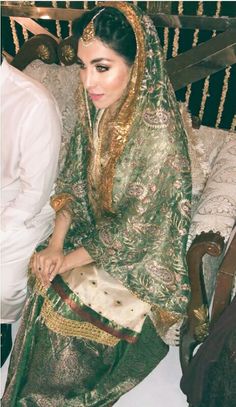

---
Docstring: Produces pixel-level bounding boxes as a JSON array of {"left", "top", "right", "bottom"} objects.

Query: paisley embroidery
[
  {"left": 145, "top": 261, "right": 176, "bottom": 285},
  {"left": 143, "top": 108, "right": 169, "bottom": 129},
  {"left": 128, "top": 183, "right": 147, "bottom": 199}
]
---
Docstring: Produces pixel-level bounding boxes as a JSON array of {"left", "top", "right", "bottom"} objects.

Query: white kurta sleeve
[{"left": 1, "top": 97, "right": 62, "bottom": 231}]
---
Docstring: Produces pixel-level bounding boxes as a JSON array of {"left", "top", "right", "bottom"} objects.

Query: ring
[{"left": 38, "top": 267, "right": 42, "bottom": 271}]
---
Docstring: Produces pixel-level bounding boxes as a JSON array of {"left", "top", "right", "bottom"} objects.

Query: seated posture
[
  {"left": 2, "top": 3, "right": 191, "bottom": 406},
  {"left": 0, "top": 58, "right": 61, "bottom": 366}
]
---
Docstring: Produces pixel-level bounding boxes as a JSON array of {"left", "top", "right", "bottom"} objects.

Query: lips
[{"left": 88, "top": 93, "right": 104, "bottom": 101}]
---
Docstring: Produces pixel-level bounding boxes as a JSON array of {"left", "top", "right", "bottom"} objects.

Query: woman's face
[{"left": 77, "top": 38, "right": 132, "bottom": 109}]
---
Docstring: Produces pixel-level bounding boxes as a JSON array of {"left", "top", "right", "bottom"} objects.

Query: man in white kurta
[{"left": 0, "top": 59, "right": 62, "bottom": 363}]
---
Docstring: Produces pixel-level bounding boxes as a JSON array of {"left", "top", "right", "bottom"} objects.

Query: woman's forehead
[{"left": 77, "top": 38, "right": 116, "bottom": 62}]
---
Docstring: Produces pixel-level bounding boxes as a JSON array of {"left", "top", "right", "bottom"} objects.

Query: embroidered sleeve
[{"left": 82, "top": 126, "right": 192, "bottom": 322}]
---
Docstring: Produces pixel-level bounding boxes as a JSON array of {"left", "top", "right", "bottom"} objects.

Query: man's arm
[{"left": 1, "top": 97, "right": 62, "bottom": 231}]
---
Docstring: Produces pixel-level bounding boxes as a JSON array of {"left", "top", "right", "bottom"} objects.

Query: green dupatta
[{"left": 53, "top": 2, "right": 192, "bottom": 336}]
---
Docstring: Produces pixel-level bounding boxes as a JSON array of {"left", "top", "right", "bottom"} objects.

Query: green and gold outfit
[{"left": 3, "top": 2, "right": 192, "bottom": 406}]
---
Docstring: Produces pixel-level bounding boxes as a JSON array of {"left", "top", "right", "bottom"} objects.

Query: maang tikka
[{"left": 81, "top": 8, "right": 105, "bottom": 46}]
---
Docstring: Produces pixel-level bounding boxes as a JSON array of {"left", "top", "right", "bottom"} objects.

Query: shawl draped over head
[{"left": 52, "top": 1, "right": 192, "bottom": 335}]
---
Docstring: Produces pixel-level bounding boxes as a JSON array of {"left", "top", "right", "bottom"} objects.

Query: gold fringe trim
[{"left": 40, "top": 297, "right": 120, "bottom": 347}]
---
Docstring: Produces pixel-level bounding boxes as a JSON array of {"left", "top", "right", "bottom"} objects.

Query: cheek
[{"left": 105, "top": 69, "right": 130, "bottom": 94}]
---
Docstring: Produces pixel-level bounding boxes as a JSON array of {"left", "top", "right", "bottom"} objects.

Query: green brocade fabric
[
  {"left": 3, "top": 2, "right": 191, "bottom": 406},
  {"left": 55, "top": 2, "right": 191, "bottom": 322},
  {"left": 3, "top": 279, "right": 168, "bottom": 407}
]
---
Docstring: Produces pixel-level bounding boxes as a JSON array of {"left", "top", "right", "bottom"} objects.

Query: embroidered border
[{"left": 40, "top": 297, "right": 120, "bottom": 347}]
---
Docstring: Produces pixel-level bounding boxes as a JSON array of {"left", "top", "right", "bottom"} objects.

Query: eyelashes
[
  {"left": 77, "top": 60, "right": 110, "bottom": 72},
  {"left": 96, "top": 65, "right": 109, "bottom": 72}
]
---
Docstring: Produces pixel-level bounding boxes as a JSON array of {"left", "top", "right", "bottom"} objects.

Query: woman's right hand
[{"left": 32, "top": 245, "right": 65, "bottom": 288}]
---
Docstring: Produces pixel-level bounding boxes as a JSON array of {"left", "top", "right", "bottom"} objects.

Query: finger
[
  {"left": 49, "top": 258, "right": 63, "bottom": 282},
  {"left": 34, "top": 256, "right": 48, "bottom": 287},
  {"left": 42, "top": 259, "right": 53, "bottom": 282},
  {"left": 48, "top": 263, "right": 56, "bottom": 282}
]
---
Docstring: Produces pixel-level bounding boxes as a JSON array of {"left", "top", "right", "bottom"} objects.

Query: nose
[{"left": 83, "top": 69, "right": 96, "bottom": 90}]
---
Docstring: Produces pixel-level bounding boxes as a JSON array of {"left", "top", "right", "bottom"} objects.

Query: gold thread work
[
  {"left": 81, "top": 8, "right": 105, "bottom": 46},
  {"left": 40, "top": 298, "right": 119, "bottom": 347},
  {"left": 86, "top": 1, "right": 146, "bottom": 213}
]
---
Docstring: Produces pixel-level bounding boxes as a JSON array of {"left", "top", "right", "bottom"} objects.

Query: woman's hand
[
  {"left": 53, "top": 246, "right": 93, "bottom": 279},
  {"left": 32, "top": 245, "right": 65, "bottom": 288}
]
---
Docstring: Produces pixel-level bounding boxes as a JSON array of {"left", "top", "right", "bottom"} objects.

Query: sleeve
[
  {"left": 81, "top": 128, "right": 192, "bottom": 324},
  {"left": 1, "top": 97, "right": 62, "bottom": 231},
  {"left": 54, "top": 121, "right": 192, "bottom": 331}
]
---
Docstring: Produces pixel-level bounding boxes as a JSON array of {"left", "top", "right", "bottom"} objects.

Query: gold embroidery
[
  {"left": 86, "top": 2, "right": 146, "bottom": 213},
  {"left": 81, "top": 8, "right": 105, "bottom": 46},
  {"left": 150, "top": 305, "right": 182, "bottom": 336},
  {"left": 50, "top": 193, "right": 74, "bottom": 212},
  {"left": 40, "top": 298, "right": 119, "bottom": 347},
  {"left": 34, "top": 277, "right": 47, "bottom": 296}
]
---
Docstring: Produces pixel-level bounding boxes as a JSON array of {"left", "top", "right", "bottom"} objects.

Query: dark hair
[{"left": 72, "top": 6, "right": 137, "bottom": 66}]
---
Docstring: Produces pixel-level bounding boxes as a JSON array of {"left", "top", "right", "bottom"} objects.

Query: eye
[{"left": 96, "top": 65, "right": 109, "bottom": 72}]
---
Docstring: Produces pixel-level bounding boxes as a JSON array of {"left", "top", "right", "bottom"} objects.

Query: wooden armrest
[
  {"left": 11, "top": 34, "right": 59, "bottom": 71},
  {"left": 180, "top": 231, "right": 224, "bottom": 373}
]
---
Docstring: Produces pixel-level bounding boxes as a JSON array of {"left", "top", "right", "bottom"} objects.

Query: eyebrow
[{"left": 77, "top": 57, "right": 113, "bottom": 64}]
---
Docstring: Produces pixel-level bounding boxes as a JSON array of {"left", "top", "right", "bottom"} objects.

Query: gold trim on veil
[{"left": 86, "top": 2, "right": 146, "bottom": 213}]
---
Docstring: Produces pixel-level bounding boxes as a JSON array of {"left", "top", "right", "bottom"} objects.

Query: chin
[
  {"left": 93, "top": 101, "right": 109, "bottom": 109},
  {"left": 92, "top": 98, "right": 118, "bottom": 110}
]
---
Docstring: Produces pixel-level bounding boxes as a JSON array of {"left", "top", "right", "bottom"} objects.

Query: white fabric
[
  {"left": 188, "top": 135, "right": 236, "bottom": 245},
  {"left": 0, "top": 59, "right": 62, "bottom": 323},
  {"left": 63, "top": 264, "right": 151, "bottom": 333}
]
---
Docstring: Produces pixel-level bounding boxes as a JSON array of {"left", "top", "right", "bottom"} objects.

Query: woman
[{"left": 3, "top": 3, "right": 191, "bottom": 406}]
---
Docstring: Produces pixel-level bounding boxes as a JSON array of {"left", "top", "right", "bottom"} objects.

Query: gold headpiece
[{"left": 81, "top": 8, "right": 105, "bottom": 46}]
